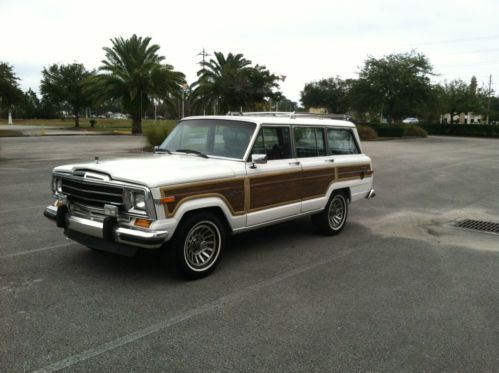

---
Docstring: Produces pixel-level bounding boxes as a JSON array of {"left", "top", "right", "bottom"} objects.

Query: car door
[
  {"left": 293, "top": 126, "right": 335, "bottom": 212},
  {"left": 246, "top": 125, "right": 301, "bottom": 226}
]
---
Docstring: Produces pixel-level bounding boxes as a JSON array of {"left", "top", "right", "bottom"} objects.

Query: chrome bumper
[
  {"left": 44, "top": 205, "right": 168, "bottom": 252},
  {"left": 366, "top": 188, "right": 376, "bottom": 199}
]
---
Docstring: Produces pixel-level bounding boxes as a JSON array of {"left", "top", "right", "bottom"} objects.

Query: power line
[{"left": 410, "top": 34, "right": 499, "bottom": 47}]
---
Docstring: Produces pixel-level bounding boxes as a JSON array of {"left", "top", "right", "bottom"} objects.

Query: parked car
[
  {"left": 44, "top": 113, "right": 375, "bottom": 278},
  {"left": 402, "top": 117, "right": 419, "bottom": 124},
  {"left": 110, "top": 113, "right": 128, "bottom": 120}
]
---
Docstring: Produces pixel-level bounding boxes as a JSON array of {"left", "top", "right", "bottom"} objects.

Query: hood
[{"left": 53, "top": 154, "right": 241, "bottom": 188}]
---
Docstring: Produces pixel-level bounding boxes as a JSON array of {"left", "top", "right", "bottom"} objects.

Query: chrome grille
[{"left": 61, "top": 177, "right": 124, "bottom": 209}]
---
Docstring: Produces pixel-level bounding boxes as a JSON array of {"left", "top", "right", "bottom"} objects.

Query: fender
[{"left": 155, "top": 195, "right": 246, "bottom": 238}]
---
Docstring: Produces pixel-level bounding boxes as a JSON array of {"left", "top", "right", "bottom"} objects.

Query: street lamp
[{"left": 181, "top": 83, "right": 189, "bottom": 118}]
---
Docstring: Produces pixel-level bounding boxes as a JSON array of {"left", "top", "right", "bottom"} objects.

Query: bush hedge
[
  {"left": 419, "top": 124, "right": 499, "bottom": 138},
  {"left": 356, "top": 122, "right": 499, "bottom": 138},
  {"left": 143, "top": 122, "right": 172, "bottom": 146},
  {"left": 357, "top": 123, "right": 406, "bottom": 137},
  {"left": 404, "top": 125, "right": 427, "bottom": 137},
  {"left": 357, "top": 125, "right": 378, "bottom": 140}
]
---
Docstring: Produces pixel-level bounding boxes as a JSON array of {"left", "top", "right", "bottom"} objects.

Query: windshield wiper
[
  {"left": 175, "top": 149, "right": 209, "bottom": 158},
  {"left": 155, "top": 147, "right": 172, "bottom": 154}
]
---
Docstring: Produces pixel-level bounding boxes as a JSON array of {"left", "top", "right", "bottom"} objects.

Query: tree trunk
[
  {"left": 132, "top": 116, "right": 142, "bottom": 134},
  {"left": 74, "top": 113, "right": 80, "bottom": 128}
]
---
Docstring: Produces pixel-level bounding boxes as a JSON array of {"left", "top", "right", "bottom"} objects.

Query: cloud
[{"left": 1, "top": 0, "right": 498, "bottom": 102}]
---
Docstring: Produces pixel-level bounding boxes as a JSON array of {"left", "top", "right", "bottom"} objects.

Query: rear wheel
[
  {"left": 311, "top": 191, "right": 349, "bottom": 236},
  {"left": 170, "top": 212, "right": 225, "bottom": 279}
]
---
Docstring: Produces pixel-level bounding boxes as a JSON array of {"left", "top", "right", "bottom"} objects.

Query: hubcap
[
  {"left": 184, "top": 221, "right": 220, "bottom": 271},
  {"left": 328, "top": 195, "right": 346, "bottom": 229}
]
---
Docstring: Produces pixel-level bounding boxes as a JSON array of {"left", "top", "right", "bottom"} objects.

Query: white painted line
[
  {"left": 0, "top": 242, "right": 76, "bottom": 259},
  {"left": 33, "top": 248, "right": 356, "bottom": 373}
]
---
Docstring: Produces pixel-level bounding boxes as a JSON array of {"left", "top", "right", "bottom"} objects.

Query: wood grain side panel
[
  {"left": 161, "top": 179, "right": 245, "bottom": 216},
  {"left": 296, "top": 167, "right": 336, "bottom": 199},
  {"left": 249, "top": 171, "right": 302, "bottom": 210},
  {"left": 337, "top": 164, "right": 372, "bottom": 180}
]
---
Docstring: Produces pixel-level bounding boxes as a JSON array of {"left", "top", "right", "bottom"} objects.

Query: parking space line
[
  {"left": 0, "top": 242, "right": 76, "bottom": 259},
  {"left": 33, "top": 247, "right": 357, "bottom": 373}
]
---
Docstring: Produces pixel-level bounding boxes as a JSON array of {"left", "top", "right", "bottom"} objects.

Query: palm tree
[
  {"left": 88, "top": 35, "right": 185, "bottom": 134},
  {"left": 191, "top": 52, "right": 252, "bottom": 114}
]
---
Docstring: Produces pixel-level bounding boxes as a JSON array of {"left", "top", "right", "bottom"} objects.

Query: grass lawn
[
  {"left": 0, "top": 130, "right": 24, "bottom": 137},
  {"left": 0, "top": 118, "right": 178, "bottom": 135}
]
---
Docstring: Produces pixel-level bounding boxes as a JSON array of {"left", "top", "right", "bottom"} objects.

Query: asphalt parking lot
[{"left": 1, "top": 135, "right": 498, "bottom": 372}]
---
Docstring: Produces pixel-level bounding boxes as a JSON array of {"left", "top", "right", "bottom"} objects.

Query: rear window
[
  {"left": 294, "top": 127, "right": 326, "bottom": 158},
  {"left": 327, "top": 129, "right": 359, "bottom": 155}
]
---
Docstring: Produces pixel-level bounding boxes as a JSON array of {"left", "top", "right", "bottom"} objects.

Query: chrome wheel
[
  {"left": 328, "top": 194, "right": 347, "bottom": 230},
  {"left": 183, "top": 220, "right": 221, "bottom": 272}
]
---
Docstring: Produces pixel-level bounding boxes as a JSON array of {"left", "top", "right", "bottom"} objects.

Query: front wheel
[
  {"left": 170, "top": 212, "right": 225, "bottom": 279},
  {"left": 311, "top": 191, "right": 349, "bottom": 236}
]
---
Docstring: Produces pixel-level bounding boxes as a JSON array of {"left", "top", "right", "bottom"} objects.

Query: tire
[
  {"left": 311, "top": 191, "right": 349, "bottom": 236},
  {"left": 170, "top": 212, "right": 225, "bottom": 279}
]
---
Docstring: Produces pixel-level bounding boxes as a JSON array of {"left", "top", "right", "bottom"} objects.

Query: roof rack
[{"left": 226, "top": 111, "right": 351, "bottom": 121}]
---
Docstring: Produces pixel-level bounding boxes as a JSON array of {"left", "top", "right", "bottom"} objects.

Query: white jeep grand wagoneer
[{"left": 45, "top": 113, "right": 375, "bottom": 278}]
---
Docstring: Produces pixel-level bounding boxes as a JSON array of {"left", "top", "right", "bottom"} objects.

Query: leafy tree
[
  {"left": 40, "top": 63, "right": 93, "bottom": 127},
  {"left": 246, "top": 64, "right": 280, "bottom": 108},
  {"left": 0, "top": 62, "right": 23, "bottom": 117},
  {"left": 351, "top": 52, "right": 434, "bottom": 123},
  {"left": 439, "top": 79, "right": 481, "bottom": 124},
  {"left": 88, "top": 35, "right": 185, "bottom": 134},
  {"left": 489, "top": 96, "right": 499, "bottom": 123},
  {"left": 192, "top": 52, "right": 280, "bottom": 114},
  {"left": 300, "top": 77, "right": 352, "bottom": 113},
  {"left": 17, "top": 89, "right": 40, "bottom": 118}
]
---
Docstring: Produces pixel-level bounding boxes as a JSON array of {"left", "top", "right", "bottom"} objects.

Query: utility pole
[
  {"left": 486, "top": 74, "right": 492, "bottom": 125},
  {"left": 197, "top": 48, "right": 211, "bottom": 70}
]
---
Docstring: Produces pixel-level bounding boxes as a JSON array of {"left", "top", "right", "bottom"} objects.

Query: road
[{"left": 1, "top": 135, "right": 498, "bottom": 372}]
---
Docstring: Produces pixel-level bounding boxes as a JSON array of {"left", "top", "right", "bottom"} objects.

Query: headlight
[
  {"left": 52, "top": 177, "right": 63, "bottom": 194},
  {"left": 125, "top": 190, "right": 147, "bottom": 213},
  {"left": 133, "top": 192, "right": 146, "bottom": 210}
]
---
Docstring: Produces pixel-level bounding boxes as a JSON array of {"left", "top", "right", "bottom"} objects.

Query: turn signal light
[
  {"left": 134, "top": 219, "right": 152, "bottom": 228},
  {"left": 160, "top": 196, "right": 175, "bottom": 204}
]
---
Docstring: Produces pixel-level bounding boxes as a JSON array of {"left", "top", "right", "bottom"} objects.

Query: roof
[{"left": 182, "top": 114, "right": 355, "bottom": 128}]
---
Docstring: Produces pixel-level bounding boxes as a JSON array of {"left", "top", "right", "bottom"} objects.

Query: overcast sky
[{"left": 1, "top": 0, "right": 498, "bottom": 103}]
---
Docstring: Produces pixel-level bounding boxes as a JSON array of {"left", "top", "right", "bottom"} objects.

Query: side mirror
[{"left": 250, "top": 154, "right": 267, "bottom": 168}]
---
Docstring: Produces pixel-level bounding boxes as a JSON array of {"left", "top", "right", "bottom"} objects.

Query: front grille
[{"left": 61, "top": 177, "right": 124, "bottom": 209}]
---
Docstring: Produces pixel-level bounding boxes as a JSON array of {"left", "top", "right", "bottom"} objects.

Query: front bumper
[
  {"left": 44, "top": 205, "right": 168, "bottom": 255},
  {"left": 366, "top": 187, "right": 376, "bottom": 199}
]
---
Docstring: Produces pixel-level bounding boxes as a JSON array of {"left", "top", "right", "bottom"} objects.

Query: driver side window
[{"left": 251, "top": 126, "right": 292, "bottom": 160}]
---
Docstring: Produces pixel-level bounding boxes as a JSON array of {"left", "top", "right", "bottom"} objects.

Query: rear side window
[
  {"left": 251, "top": 126, "right": 292, "bottom": 160},
  {"left": 327, "top": 129, "right": 359, "bottom": 155},
  {"left": 294, "top": 127, "right": 326, "bottom": 157}
]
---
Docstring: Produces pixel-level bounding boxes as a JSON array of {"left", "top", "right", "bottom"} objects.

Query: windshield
[{"left": 159, "top": 119, "right": 256, "bottom": 159}]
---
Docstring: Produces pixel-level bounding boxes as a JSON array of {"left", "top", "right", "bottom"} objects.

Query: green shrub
[
  {"left": 404, "top": 125, "right": 427, "bottom": 137},
  {"left": 357, "top": 125, "right": 378, "bottom": 140},
  {"left": 420, "top": 124, "right": 499, "bottom": 138},
  {"left": 89, "top": 119, "right": 97, "bottom": 128},
  {"left": 143, "top": 123, "right": 171, "bottom": 146},
  {"left": 366, "top": 123, "right": 406, "bottom": 137}
]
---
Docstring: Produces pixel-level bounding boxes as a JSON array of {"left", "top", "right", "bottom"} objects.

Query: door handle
[
  {"left": 288, "top": 161, "right": 300, "bottom": 166},
  {"left": 325, "top": 159, "right": 335, "bottom": 163}
]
